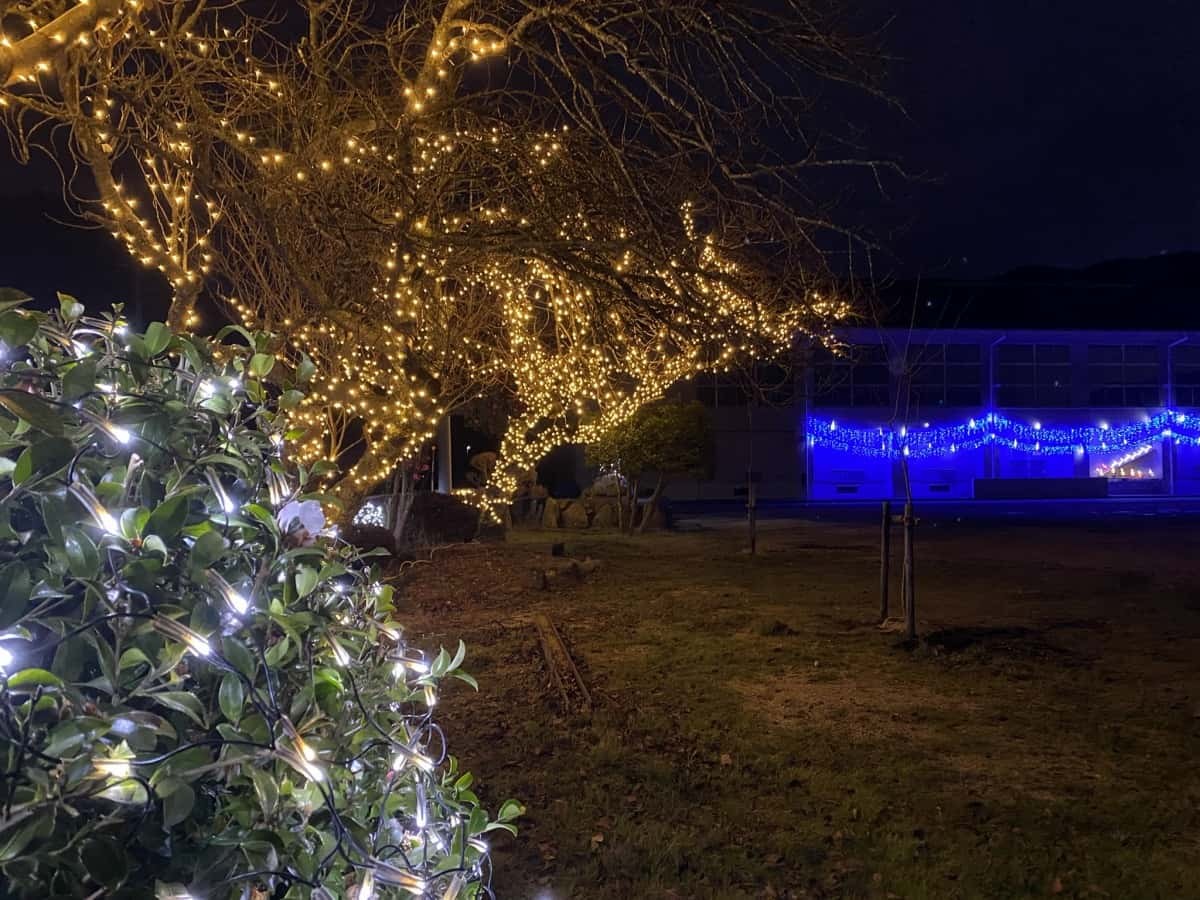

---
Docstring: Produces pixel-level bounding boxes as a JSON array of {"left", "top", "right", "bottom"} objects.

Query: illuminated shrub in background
[{"left": 0, "top": 292, "right": 518, "bottom": 899}]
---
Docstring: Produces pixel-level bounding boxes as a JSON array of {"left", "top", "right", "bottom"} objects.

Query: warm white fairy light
[{"left": 68, "top": 483, "right": 120, "bottom": 535}]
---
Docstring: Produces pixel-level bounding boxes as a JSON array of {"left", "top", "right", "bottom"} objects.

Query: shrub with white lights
[{"left": 0, "top": 292, "right": 518, "bottom": 899}]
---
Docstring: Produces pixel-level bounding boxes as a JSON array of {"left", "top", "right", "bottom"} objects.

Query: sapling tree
[
  {"left": 0, "top": 290, "right": 517, "bottom": 899},
  {"left": 587, "top": 402, "right": 711, "bottom": 532}
]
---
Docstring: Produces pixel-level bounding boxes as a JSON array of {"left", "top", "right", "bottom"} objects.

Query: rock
[
  {"left": 560, "top": 500, "right": 590, "bottom": 528},
  {"left": 542, "top": 498, "right": 561, "bottom": 528},
  {"left": 592, "top": 502, "right": 619, "bottom": 528},
  {"left": 590, "top": 472, "right": 625, "bottom": 496}
]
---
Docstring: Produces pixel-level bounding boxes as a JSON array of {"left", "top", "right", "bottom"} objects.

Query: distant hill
[{"left": 875, "top": 252, "right": 1200, "bottom": 330}]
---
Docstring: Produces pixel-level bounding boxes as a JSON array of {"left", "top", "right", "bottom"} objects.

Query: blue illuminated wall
[{"left": 669, "top": 326, "right": 1200, "bottom": 502}]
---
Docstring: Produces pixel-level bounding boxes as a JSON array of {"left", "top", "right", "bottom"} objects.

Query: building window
[
  {"left": 1173, "top": 345, "right": 1200, "bottom": 407},
  {"left": 996, "top": 343, "right": 1071, "bottom": 407},
  {"left": 905, "top": 343, "right": 982, "bottom": 407},
  {"left": 696, "top": 371, "right": 744, "bottom": 408},
  {"left": 1087, "top": 345, "right": 1160, "bottom": 407},
  {"left": 812, "top": 345, "right": 890, "bottom": 407}
]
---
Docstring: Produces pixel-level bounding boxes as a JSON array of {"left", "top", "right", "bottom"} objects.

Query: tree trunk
[
  {"left": 165, "top": 285, "right": 200, "bottom": 333},
  {"left": 626, "top": 474, "right": 641, "bottom": 533},
  {"left": 637, "top": 472, "right": 665, "bottom": 534},
  {"left": 391, "top": 465, "right": 414, "bottom": 549}
]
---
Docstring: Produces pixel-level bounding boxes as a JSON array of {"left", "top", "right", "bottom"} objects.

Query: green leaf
[
  {"left": 62, "top": 358, "right": 98, "bottom": 401},
  {"left": 468, "top": 807, "right": 488, "bottom": 836},
  {"left": 0, "top": 310, "right": 38, "bottom": 348},
  {"left": 244, "top": 503, "right": 279, "bottom": 533},
  {"left": 221, "top": 637, "right": 256, "bottom": 681},
  {"left": 294, "top": 566, "right": 318, "bottom": 598},
  {"left": 5, "top": 668, "right": 64, "bottom": 691},
  {"left": 143, "top": 322, "right": 172, "bottom": 357},
  {"left": 279, "top": 389, "right": 304, "bottom": 410},
  {"left": 218, "top": 673, "right": 245, "bottom": 723},
  {"left": 452, "top": 670, "right": 479, "bottom": 691},
  {"left": 142, "top": 534, "right": 169, "bottom": 558},
  {"left": 296, "top": 353, "right": 316, "bottom": 384},
  {"left": 79, "top": 835, "right": 126, "bottom": 888},
  {"left": 152, "top": 691, "right": 207, "bottom": 727},
  {"left": 160, "top": 780, "right": 195, "bottom": 828},
  {"left": 118, "top": 648, "right": 152, "bottom": 670},
  {"left": 249, "top": 766, "right": 279, "bottom": 819},
  {"left": 0, "top": 818, "right": 41, "bottom": 862},
  {"left": 13, "top": 436, "right": 73, "bottom": 486},
  {"left": 449, "top": 639, "right": 466, "bottom": 672},
  {"left": 0, "top": 288, "right": 31, "bottom": 310},
  {"left": 62, "top": 526, "right": 100, "bottom": 579},
  {"left": 249, "top": 353, "right": 275, "bottom": 378},
  {"left": 497, "top": 799, "right": 525, "bottom": 822},
  {"left": 374, "top": 584, "right": 395, "bottom": 616},
  {"left": 264, "top": 636, "right": 291, "bottom": 668},
  {"left": 0, "top": 390, "right": 65, "bottom": 436},
  {"left": 0, "top": 563, "right": 32, "bottom": 629},
  {"left": 57, "top": 292, "right": 85, "bottom": 321},
  {"left": 189, "top": 530, "right": 225, "bottom": 570},
  {"left": 144, "top": 494, "right": 189, "bottom": 540}
]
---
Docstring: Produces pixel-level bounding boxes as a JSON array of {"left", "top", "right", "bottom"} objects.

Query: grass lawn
[{"left": 397, "top": 518, "right": 1200, "bottom": 899}]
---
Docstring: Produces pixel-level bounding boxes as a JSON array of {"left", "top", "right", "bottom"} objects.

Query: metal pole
[
  {"left": 436, "top": 415, "right": 453, "bottom": 494},
  {"left": 879, "top": 500, "right": 891, "bottom": 623},
  {"left": 903, "top": 500, "right": 916, "bottom": 640}
]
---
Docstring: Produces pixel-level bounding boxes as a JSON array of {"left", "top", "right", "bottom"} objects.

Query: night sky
[
  {"left": 869, "top": 0, "right": 1200, "bottom": 278},
  {"left": 0, "top": 1, "right": 1197, "bottom": 305}
]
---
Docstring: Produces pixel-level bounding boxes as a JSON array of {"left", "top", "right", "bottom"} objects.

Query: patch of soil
[
  {"left": 732, "top": 671, "right": 974, "bottom": 742},
  {"left": 924, "top": 625, "right": 1075, "bottom": 660}
]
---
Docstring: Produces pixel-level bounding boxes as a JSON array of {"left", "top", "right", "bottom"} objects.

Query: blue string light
[{"left": 806, "top": 411, "right": 1200, "bottom": 459}]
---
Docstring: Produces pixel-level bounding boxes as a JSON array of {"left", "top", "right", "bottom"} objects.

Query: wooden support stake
[
  {"left": 879, "top": 500, "right": 891, "bottom": 623},
  {"left": 746, "top": 476, "right": 758, "bottom": 555},
  {"left": 903, "top": 500, "right": 916, "bottom": 641}
]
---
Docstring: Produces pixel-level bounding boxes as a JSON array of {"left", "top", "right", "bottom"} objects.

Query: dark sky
[
  {"left": 0, "top": 0, "right": 1197, "bottom": 304},
  {"left": 868, "top": 0, "right": 1200, "bottom": 278}
]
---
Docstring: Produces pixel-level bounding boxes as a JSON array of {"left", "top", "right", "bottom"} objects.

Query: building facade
[{"left": 670, "top": 327, "right": 1200, "bottom": 501}]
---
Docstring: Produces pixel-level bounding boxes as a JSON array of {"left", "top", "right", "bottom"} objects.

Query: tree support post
[
  {"left": 746, "top": 473, "right": 758, "bottom": 555},
  {"left": 902, "top": 500, "right": 916, "bottom": 640},
  {"left": 879, "top": 500, "right": 891, "bottom": 623}
]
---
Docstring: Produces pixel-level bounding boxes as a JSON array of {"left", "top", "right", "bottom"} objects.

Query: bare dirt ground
[{"left": 395, "top": 519, "right": 1200, "bottom": 899}]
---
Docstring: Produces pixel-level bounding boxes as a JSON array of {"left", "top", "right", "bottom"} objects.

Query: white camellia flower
[{"left": 276, "top": 499, "right": 325, "bottom": 545}]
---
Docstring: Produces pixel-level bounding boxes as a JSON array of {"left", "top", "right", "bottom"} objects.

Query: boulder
[
  {"left": 560, "top": 500, "right": 590, "bottom": 528},
  {"left": 592, "top": 502, "right": 619, "bottom": 528},
  {"left": 542, "top": 498, "right": 561, "bottom": 528},
  {"left": 590, "top": 472, "right": 625, "bottom": 497}
]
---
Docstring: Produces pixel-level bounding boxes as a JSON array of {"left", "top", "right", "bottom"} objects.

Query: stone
[
  {"left": 542, "top": 498, "right": 561, "bottom": 529},
  {"left": 592, "top": 502, "right": 619, "bottom": 528},
  {"left": 590, "top": 472, "right": 625, "bottom": 496},
  {"left": 560, "top": 500, "right": 590, "bottom": 528}
]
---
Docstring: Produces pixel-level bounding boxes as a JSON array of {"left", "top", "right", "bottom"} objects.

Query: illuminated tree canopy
[{"left": 0, "top": 0, "right": 893, "bottom": 508}]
